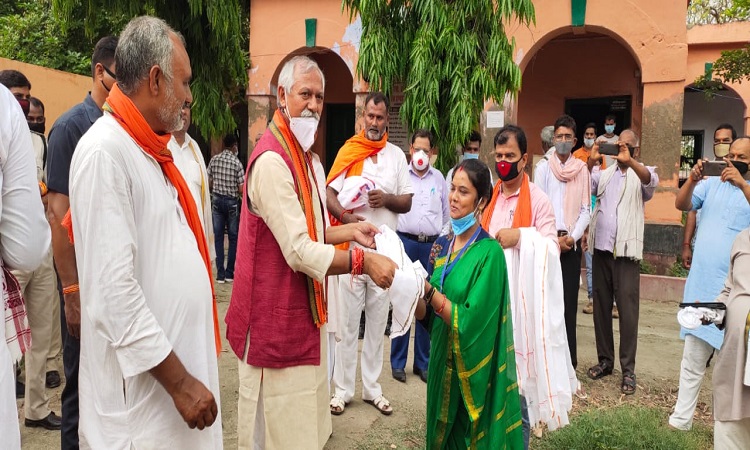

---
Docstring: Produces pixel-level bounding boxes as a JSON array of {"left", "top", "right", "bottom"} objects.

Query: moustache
[{"left": 300, "top": 109, "right": 320, "bottom": 121}]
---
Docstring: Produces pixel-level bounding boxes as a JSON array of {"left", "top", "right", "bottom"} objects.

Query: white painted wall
[{"left": 682, "top": 89, "right": 745, "bottom": 159}]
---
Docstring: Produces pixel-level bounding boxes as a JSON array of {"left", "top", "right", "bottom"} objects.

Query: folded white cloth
[
  {"left": 373, "top": 225, "right": 427, "bottom": 339},
  {"left": 336, "top": 176, "right": 376, "bottom": 211},
  {"left": 677, "top": 306, "right": 725, "bottom": 330}
]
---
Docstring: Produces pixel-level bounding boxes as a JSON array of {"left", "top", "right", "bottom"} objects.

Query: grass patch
[{"left": 533, "top": 404, "right": 712, "bottom": 450}]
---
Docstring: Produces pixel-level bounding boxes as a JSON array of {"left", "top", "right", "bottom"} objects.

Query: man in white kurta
[
  {"left": 68, "top": 16, "right": 221, "bottom": 449},
  {"left": 169, "top": 104, "right": 214, "bottom": 262},
  {"left": 0, "top": 84, "right": 51, "bottom": 450}
]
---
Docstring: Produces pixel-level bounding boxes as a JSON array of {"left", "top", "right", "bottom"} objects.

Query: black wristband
[{"left": 425, "top": 286, "right": 436, "bottom": 303}]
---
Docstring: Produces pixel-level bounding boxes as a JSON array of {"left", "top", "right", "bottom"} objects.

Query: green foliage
[
  {"left": 687, "top": 0, "right": 750, "bottom": 25},
  {"left": 0, "top": 0, "right": 125, "bottom": 75},
  {"left": 535, "top": 405, "right": 712, "bottom": 450},
  {"left": 669, "top": 259, "right": 689, "bottom": 278},
  {"left": 48, "top": 0, "right": 249, "bottom": 140},
  {"left": 640, "top": 259, "right": 656, "bottom": 275},
  {"left": 343, "top": 0, "right": 535, "bottom": 172}
]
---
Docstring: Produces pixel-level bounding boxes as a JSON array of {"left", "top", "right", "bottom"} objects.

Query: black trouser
[
  {"left": 592, "top": 250, "right": 640, "bottom": 375},
  {"left": 58, "top": 279, "right": 79, "bottom": 449},
  {"left": 560, "top": 240, "right": 583, "bottom": 369}
]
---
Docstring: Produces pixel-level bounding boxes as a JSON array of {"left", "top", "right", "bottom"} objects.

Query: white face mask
[
  {"left": 584, "top": 138, "right": 595, "bottom": 148},
  {"left": 412, "top": 150, "right": 429, "bottom": 171},
  {"left": 289, "top": 116, "right": 319, "bottom": 152}
]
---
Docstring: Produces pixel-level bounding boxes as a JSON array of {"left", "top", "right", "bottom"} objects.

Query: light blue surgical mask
[
  {"left": 605, "top": 124, "right": 615, "bottom": 134},
  {"left": 463, "top": 153, "right": 479, "bottom": 160},
  {"left": 450, "top": 208, "right": 478, "bottom": 235}
]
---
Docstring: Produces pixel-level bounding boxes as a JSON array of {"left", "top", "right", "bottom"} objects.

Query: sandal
[
  {"left": 574, "top": 380, "right": 588, "bottom": 399},
  {"left": 329, "top": 395, "right": 347, "bottom": 416},
  {"left": 621, "top": 373, "right": 637, "bottom": 395},
  {"left": 587, "top": 361, "right": 613, "bottom": 380},
  {"left": 364, "top": 395, "right": 393, "bottom": 416}
]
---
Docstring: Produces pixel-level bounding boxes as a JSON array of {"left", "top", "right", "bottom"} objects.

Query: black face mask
[
  {"left": 28, "top": 122, "right": 45, "bottom": 134},
  {"left": 496, "top": 159, "right": 521, "bottom": 182},
  {"left": 731, "top": 160, "right": 749, "bottom": 176}
]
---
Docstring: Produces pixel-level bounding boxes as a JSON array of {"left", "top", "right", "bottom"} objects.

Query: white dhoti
[{"left": 238, "top": 324, "right": 331, "bottom": 450}]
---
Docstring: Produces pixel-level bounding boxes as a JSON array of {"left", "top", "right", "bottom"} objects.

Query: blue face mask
[
  {"left": 605, "top": 124, "right": 615, "bottom": 134},
  {"left": 451, "top": 209, "right": 477, "bottom": 235},
  {"left": 463, "top": 153, "right": 479, "bottom": 160}
]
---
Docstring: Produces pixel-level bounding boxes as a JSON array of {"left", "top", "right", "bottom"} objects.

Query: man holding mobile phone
[{"left": 670, "top": 136, "right": 750, "bottom": 430}]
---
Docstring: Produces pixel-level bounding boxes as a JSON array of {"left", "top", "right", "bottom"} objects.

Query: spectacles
[
  {"left": 554, "top": 134, "right": 575, "bottom": 142},
  {"left": 27, "top": 116, "right": 45, "bottom": 124},
  {"left": 103, "top": 65, "right": 117, "bottom": 80}
]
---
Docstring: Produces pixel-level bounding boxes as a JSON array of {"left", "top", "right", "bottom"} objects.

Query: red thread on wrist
[
  {"left": 435, "top": 295, "right": 447, "bottom": 314},
  {"left": 62, "top": 283, "right": 79, "bottom": 295},
  {"left": 340, "top": 209, "right": 352, "bottom": 223},
  {"left": 351, "top": 247, "right": 365, "bottom": 276}
]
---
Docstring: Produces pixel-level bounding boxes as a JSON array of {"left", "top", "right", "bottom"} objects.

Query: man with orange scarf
[
  {"left": 482, "top": 125, "right": 577, "bottom": 449},
  {"left": 534, "top": 114, "right": 591, "bottom": 370},
  {"left": 327, "top": 92, "right": 413, "bottom": 417},
  {"left": 68, "top": 17, "right": 221, "bottom": 448},
  {"left": 225, "top": 57, "right": 397, "bottom": 449}
]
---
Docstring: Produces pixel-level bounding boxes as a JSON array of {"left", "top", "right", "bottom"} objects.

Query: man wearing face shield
[
  {"left": 226, "top": 56, "right": 397, "bottom": 449},
  {"left": 390, "top": 129, "right": 449, "bottom": 384},
  {"left": 327, "top": 92, "right": 413, "bottom": 417},
  {"left": 670, "top": 135, "right": 750, "bottom": 431},
  {"left": 481, "top": 125, "right": 578, "bottom": 448},
  {"left": 534, "top": 114, "right": 590, "bottom": 371}
]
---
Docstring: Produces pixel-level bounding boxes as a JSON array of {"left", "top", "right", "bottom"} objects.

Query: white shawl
[{"left": 505, "top": 228, "right": 577, "bottom": 431}]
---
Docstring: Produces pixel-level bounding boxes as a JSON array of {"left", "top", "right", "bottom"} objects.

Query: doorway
[
  {"left": 565, "top": 96, "right": 632, "bottom": 149},
  {"left": 325, "top": 103, "right": 356, "bottom": 173}
]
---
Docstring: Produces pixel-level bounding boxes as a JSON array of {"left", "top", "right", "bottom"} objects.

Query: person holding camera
[
  {"left": 670, "top": 136, "right": 750, "bottom": 430},
  {"left": 586, "top": 129, "right": 658, "bottom": 395}
]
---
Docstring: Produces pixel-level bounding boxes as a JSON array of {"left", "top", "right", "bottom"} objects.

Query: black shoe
[
  {"left": 46, "top": 370, "right": 61, "bottom": 389},
  {"left": 392, "top": 369, "right": 406, "bottom": 383},
  {"left": 25, "top": 412, "right": 62, "bottom": 430},
  {"left": 384, "top": 310, "right": 392, "bottom": 336},
  {"left": 413, "top": 367, "right": 428, "bottom": 383},
  {"left": 16, "top": 380, "right": 24, "bottom": 399}
]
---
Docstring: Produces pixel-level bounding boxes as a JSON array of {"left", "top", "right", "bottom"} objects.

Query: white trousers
[
  {"left": 715, "top": 417, "right": 750, "bottom": 449},
  {"left": 669, "top": 334, "right": 715, "bottom": 430},
  {"left": 333, "top": 273, "right": 389, "bottom": 402},
  {"left": 0, "top": 337, "right": 20, "bottom": 449}
]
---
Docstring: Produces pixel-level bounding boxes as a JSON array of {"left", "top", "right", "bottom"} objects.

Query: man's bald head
[{"left": 619, "top": 129, "right": 639, "bottom": 147}]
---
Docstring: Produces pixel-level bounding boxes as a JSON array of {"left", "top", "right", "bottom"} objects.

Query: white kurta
[
  {"left": 169, "top": 134, "right": 215, "bottom": 262},
  {"left": 70, "top": 114, "right": 222, "bottom": 450}
]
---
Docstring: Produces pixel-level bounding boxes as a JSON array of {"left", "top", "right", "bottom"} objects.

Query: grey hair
[
  {"left": 540, "top": 125, "right": 555, "bottom": 146},
  {"left": 116, "top": 16, "right": 179, "bottom": 95},
  {"left": 620, "top": 129, "right": 640, "bottom": 146},
  {"left": 276, "top": 56, "right": 325, "bottom": 104}
]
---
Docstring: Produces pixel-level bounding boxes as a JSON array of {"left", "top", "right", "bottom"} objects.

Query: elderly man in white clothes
[{"left": 68, "top": 16, "right": 222, "bottom": 449}]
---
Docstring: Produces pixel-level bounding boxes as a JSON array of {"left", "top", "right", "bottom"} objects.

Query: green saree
[{"left": 422, "top": 231, "right": 523, "bottom": 449}]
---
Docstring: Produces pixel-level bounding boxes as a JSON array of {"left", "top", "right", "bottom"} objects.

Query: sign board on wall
[
  {"left": 387, "top": 84, "right": 410, "bottom": 153},
  {"left": 486, "top": 111, "right": 505, "bottom": 129}
]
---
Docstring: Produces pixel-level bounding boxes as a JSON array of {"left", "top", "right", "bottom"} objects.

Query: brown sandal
[
  {"left": 621, "top": 373, "right": 637, "bottom": 395},
  {"left": 587, "top": 361, "right": 613, "bottom": 380}
]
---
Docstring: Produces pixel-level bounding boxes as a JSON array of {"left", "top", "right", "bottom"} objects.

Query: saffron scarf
[
  {"left": 548, "top": 155, "right": 590, "bottom": 232},
  {"left": 270, "top": 109, "right": 327, "bottom": 327},
  {"left": 326, "top": 129, "right": 388, "bottom": 186},
  {"left": 63, "top": 84, "right": 222, "bottom": 354},
  {"left": 481, "top": 172, "right": 532, "bottom": 230}
]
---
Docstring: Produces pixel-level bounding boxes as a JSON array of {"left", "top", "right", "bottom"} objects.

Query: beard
[
  {"left": 366, "top": 126, "right": 384, "bottom": 141},
  {"left": 157, "top": 82, "right": 184, "bottom": 133}
]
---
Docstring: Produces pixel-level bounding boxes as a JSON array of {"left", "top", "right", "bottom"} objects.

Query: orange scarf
[
  {"left": 481, "top": 173, "right": 532, "bottom": 230},
  {"left": 63, "top": 84, "right": 221, "bottom": 355},
  {"left": 326, "top": 130, "right": 387, "bottom": 185},
  {"left": 271, "top": 109, "right": 327, "bottom": 327}
]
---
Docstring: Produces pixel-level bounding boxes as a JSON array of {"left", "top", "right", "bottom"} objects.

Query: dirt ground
[{"left": 18, "top": 284, "right": 708, "bottom": 449}]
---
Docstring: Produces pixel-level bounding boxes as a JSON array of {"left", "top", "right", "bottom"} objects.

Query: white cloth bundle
[
  {"left": 336, "top": 176, "right": 376, "bottom": 211},
  {"left": 373, "top": 225, "right": 427, "bottom": 339},
  {"left": 504, "top": 228, "right": 577, "bottom": 431},
  {"left": 677, "top": 307, "right": 725, "bottom": 330}
]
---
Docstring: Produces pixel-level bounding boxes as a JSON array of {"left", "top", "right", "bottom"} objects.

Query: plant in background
[
  {"left": 640, "top": 259, "right": 657, "bottom": 275},
  {"left": 342, "top": 0, "right": 535, "bottom": 172}
]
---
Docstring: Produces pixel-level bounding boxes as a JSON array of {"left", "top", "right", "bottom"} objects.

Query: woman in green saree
[{"left": 415, "top": 159, "right": 523, "bottom": 449}]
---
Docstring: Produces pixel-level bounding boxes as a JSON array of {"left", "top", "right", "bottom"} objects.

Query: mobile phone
[
  {"left": 678, "top": 302, "right": 726, "bottom": 310},
  {"left": 702, "top": 161, "right": 727, "bottom": 177},
  {"left": 598, "top": 142, "right": 620, "bottom": 156}
]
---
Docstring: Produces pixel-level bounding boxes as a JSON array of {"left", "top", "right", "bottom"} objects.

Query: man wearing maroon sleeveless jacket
[{"left": 225, "top": 56, "right": 397, "bottom": 450}]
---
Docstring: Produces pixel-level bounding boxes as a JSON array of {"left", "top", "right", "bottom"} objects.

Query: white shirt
[
  {"left": 0, "top": 85, "right": 49, "bottom": 272},
  {"left": 70, "top": 114, "right": 222, "bottom": 450},
  {"left": 534, "top": 155, "right": 591, "bottom": 241},
  {"left": 169, "top": 134, "right": 215, "bottom": 261},
  {"left": 329, "top": 141, "right": 413, "bottom": 231}
]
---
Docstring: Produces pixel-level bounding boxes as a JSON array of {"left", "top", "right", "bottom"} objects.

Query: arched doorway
[
  {"left": 271, "top": 47, "right": 356, "bottom": 171},
  {"left": 517, "top": 29, "right": 642, "bottom": 164}
]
